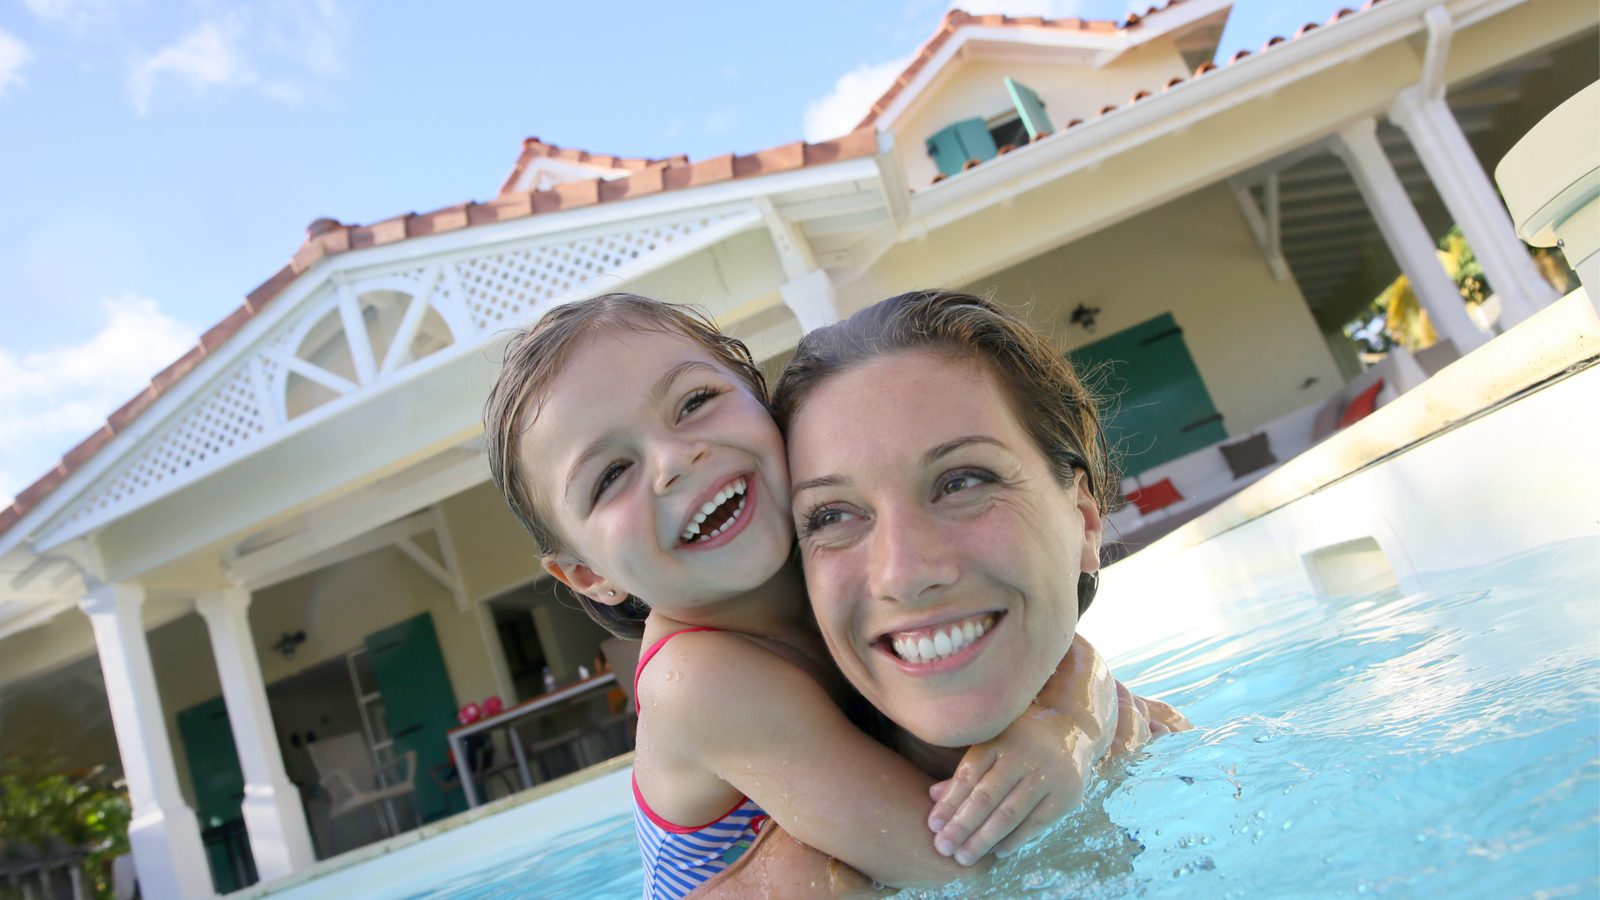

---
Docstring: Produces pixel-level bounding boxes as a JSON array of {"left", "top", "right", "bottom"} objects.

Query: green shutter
[
  {"left": 1005, "top": 77, "right": 1052, "bottom": 139},
  {"left": 1067, "top": 313, "right": 1227, "bottom": 478},
  {"left": 365, "top": 613, "right": 461, "bottom": 821},
  {"left": 176, "top": 696, "right": 255, "bottom": 892},
  {"left": 926, "top": 117, "right": 1000, "bottom": 177}
]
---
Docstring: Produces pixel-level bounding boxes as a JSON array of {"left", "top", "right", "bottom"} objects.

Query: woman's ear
[
  {"left": 1074, "top": 471, "right": 1104, "bottom": 575},
  {"left": 543, "top": 557, "right": 626, "bottom": 606}
]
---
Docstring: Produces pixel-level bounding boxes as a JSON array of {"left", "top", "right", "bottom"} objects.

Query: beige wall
[
  {"left": 966, "top": 180, "right": 1344, "bottom": 432},
  {"left": 961, "top": 183, "right": 1345, "bottom": 437},
  {"left": 893, "top": 41, "right": 1191, "bottom": 189}
]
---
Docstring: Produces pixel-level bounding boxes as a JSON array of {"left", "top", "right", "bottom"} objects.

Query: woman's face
[{"left": 787, "top": 350, "right": 1102, "bottom": 747}]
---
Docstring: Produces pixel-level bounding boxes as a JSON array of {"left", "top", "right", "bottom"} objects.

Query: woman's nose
[
  {"left": 867, "top": 505, "right": 958, "bottom": 605},
  {"left": 653, "top": 439, "right": 708, "bottom": 495}
]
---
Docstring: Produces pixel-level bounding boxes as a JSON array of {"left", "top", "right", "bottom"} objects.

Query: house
[{"left": 1, "top": 0, "right": 1593, "bottom": 895}]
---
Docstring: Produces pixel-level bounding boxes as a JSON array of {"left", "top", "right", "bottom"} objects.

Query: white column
[
  {"left": 1333, "top": 117, "right": 1487, "bottom": 353},
  {"left": 79, "top": 584, "right": 213, "bottom": 900},
  {"left": 1389, "top": 87, "right": 1558, "bottom": 327},
  {"left": 780, "top": 269, "right": 844, "bottom": 335},
  {"left": 195, "top": 589, "right": 316, "bottom": 881}
]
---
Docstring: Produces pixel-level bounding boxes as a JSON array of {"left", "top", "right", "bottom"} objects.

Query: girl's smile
[{"left": 520, "top": 328, "right": 794, "bottom": 613}]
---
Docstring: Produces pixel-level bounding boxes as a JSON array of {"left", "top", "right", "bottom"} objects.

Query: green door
[
  {"left": 176, "top": 696, "right": 256, "bottom": 892},
  {"left": 1068, "top": 313, "right": 1226, "bottom": 479},
  {"left": 365, "top": 613, "right": 459, "bottom": 822}
]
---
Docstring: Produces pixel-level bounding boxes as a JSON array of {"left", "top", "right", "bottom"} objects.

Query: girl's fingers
[
  {"left": 934, "top": 763, "right": 1028, "bottom": 862},
  {"left": 948, "top": 775, "right": 1045, "bottom": 865},
  {"left": 929, "top": 779, "right": 950, "bottom": 802},
  {"left": 927, "top": 746, "right": 997, "bottom": 833},
  {"left": 991, "top": 789, "right": 1067, "bottom": 859}
]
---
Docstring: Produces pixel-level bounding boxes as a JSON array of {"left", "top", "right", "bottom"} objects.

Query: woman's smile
[{"left": 787, "top": 350, "right": 1101, "bottom": 747}]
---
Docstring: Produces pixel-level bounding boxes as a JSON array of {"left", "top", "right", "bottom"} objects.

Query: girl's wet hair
[
  {"left": 484, "top": 292, "right": 768, "bottom": 639},
  {"left": 772, "top": 289, "right": 1114, "bottom": 512}
]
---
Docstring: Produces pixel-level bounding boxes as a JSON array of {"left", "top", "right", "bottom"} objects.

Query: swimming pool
[
  {"left": 262, "top": 537, "right": 1598, "bottom": 898},
  {"left": 259, "top": 295, "right": 1599, "bottom": 898}
]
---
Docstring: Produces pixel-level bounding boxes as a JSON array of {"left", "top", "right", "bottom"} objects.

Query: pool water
[{"left": 401, "top": 537, "right": 1599, "bottom": 898}]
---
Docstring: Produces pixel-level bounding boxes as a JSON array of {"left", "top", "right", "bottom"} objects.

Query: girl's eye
[
  {"left": 678, "top": 387, "right": 723, "bottom": 421},
  {"left": 593, "top": 461, "right": 630, "bottom": 503},
  {"left": 937, "top": 468, "right": 994, "bottom": 497}
]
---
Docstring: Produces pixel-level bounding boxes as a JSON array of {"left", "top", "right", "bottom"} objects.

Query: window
[{"left": 925, "top": 77, "right": 1054, "bottom": 177}]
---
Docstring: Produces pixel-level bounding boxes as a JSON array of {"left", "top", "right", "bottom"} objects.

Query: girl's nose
[{"left": 653, "top": 440, "right": 709, "bottom": 495}]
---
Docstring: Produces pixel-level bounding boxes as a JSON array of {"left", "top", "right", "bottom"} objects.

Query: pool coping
[
  {"left": 1126, "top": 288, "right": 1600, "bottom": 563},
  {"left": 236, "top": 753, "right": 635, "bottom": 897}
]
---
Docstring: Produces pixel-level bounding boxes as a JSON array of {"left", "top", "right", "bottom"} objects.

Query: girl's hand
[
  {"left": 924, "top": 704, "right": 1096, "bottom": 864},
  {"left": 924, "top": 635, "right": 1117, "bottom": 864}
]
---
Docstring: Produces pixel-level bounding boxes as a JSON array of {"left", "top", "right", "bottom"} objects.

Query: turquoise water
[{"left": 403, "top": 538, "right": 1600, "bottom": 898}]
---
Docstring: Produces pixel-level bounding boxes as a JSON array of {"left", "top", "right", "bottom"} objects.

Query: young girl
[{"left": 484, "top": 293, "right": 1135, "bottom": 898}]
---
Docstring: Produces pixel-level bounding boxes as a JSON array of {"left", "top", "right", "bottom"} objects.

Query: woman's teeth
[
  {"left": 889, "top": 615, "right": 994, "bottom": 663},
  {"left": 680, "top": 478, "right": 748, "bottom": 544}
]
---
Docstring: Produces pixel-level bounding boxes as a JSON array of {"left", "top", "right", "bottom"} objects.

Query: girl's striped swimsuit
[{"left": 632, "top": 627, "right": 769, "bottom": 899}]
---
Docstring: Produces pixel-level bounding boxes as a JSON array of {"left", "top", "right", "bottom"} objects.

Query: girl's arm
[{"left": 642, "top": 630, "right": 999, "bottom": 889}]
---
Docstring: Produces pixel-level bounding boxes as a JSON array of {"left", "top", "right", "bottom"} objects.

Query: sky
[{"left": 0, "top": 0, "right": 1356, "bottom": 506}]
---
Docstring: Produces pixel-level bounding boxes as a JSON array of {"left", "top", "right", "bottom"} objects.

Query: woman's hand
[{"left": 923, "top": 634, "right": 1117, "bottom": 864}]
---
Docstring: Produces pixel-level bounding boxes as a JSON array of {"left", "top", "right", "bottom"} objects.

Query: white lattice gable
[{"left": 20, "top": 203, "right": 766, "bottom": 558}]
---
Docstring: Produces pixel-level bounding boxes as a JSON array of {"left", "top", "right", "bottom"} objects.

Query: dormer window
[{"left": 925, "top": 77, "right": 1054, "bottom": 177}]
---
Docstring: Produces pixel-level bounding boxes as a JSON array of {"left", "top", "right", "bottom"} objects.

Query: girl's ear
[
  {"left": 1074, "top": 471, "right": 1104, "bottom": 575},
  {"left": 543, "top": 557, "right": 626, "bottom": 607}
]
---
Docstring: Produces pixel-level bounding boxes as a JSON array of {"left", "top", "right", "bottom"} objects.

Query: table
[{"left": 446, "top": 672, "right": 618, "bottom": 808}]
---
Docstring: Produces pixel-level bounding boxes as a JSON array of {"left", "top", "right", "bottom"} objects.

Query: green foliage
[{"left": 0, "top": 756, "right": 131, "bottom": 900}]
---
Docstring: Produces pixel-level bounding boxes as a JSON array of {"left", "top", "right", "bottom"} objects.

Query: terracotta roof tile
[
  {"left": 61, "top": 427, "right": 115, "bottom": 472},
  {"left": 497, "top": 137, "right": 689, "bottom": 197},
  {"left": 106, "top": 387, "right": 160, "bottom": 432},
  {"left": 247, "top": 266, "right": 298, "bottom": 312},
  {"left": 200, "top": 305, "right": 253, "bottom": 354},
  {"left": 150, "top": 346, "right": 207, "bottom": 395},
  {"left": 13, "top": 465, "right": 68, "bottom": 515},
  {"left": 0, "top": 504, "right": 20, "bottom": 536}
]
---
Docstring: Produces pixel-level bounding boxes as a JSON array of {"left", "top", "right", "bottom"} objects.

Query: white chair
[{"left": 307, "top": 732, "right": 417, "bottom": 836}]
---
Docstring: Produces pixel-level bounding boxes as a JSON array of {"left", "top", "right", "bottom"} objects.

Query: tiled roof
[
  {"left": 855, "top": 2, "right": 1195, "bottom": 130},
  {"left": 495, "top": 137, "right": 691, "bottom": 197},
  {"left": 920, "top": 1, "right": 1387, "bottom": 186},
  {"left": 0, "top": 127, "right": 879, "bottom": 541}
]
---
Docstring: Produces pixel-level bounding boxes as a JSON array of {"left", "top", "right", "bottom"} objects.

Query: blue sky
[{"left": 0, "top": 0, "right": 1354, "bottom": 505}]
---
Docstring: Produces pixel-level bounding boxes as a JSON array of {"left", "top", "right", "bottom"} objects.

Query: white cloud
[
  {"left": 129, "top": 19, "right": 255, "bottom": 114},
  {"left": 803, "top": 56, "right": 911, "bottom": 143},
  {"left": 0, "top": 296, "right": 199, "bottom": 507},
  {"left": 0, "top": 29, "right": 34, "bottom": 99},
  {"left": 127, "top": 0, "right": 350, "bottom": 114},
  {"left": 23, "top": 0, "right": 118, "bottom": 28}
]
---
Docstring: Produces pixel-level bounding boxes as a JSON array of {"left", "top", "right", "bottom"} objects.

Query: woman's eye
[
  {"left": 678, "top": 387, "right": 723, "bottom": 421},
  {"left": 593, "top": 462, "right": 629, "bottom": 502},
  {"left": 800, "top": 505, "right": 855, "bottom": 535},
  {"left": 937, "top": 469, "right": 993, "bottom": 497}
]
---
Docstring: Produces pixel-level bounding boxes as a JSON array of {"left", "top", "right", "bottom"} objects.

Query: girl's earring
[
  {"left": 1077, "top": 571, "right": 1099, "bottom": 617},
  {"left": 606, "top": 589, "right": 617, "bottom": 598}
]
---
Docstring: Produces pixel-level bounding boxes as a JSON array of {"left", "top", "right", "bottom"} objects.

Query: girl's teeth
[
  {"left": 679, "top": 481, "right": 749, "bottom": 544},
  {"left": 962, "top": 621, "right": 977, "bottom": 645},
  {"left": 917, "top": 637, "right": 936, "bottom": 659}
]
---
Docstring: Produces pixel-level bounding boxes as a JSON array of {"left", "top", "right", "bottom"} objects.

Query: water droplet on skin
[{"left": 1281, "top": 820, "right": 1294, "bottom": 831}]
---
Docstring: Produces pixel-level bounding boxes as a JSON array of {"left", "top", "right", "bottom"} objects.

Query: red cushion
[
  {"left": 1337, "top": 378, "right": 1384, "bottom": 429},
  {"left": 1126, "top": 478, "right": 1184, "bottom": 515}
]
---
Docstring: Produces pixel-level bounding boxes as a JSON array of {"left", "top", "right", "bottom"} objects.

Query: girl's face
[
  {"left": 521, "top": 327, "right": 794, "bottom": 612},
  {"left": 786, "top": 351, "right": 1102, "bottom": 747}
]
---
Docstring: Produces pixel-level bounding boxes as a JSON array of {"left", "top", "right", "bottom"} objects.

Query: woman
[{"left": 695, "top": 290, "right": 1188, "bottom": 894}]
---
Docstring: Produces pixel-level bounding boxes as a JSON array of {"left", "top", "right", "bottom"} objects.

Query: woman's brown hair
[
  {"left": 772, "top": 290, "right": 1114, "bottom": 617},
  {"left": 483, "top": 292, "right": 768, "bottom": 639}
]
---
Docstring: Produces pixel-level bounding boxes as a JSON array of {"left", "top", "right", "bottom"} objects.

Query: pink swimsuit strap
[{"left": 633, "top": 626, "right": 720, "bottom": 715}]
